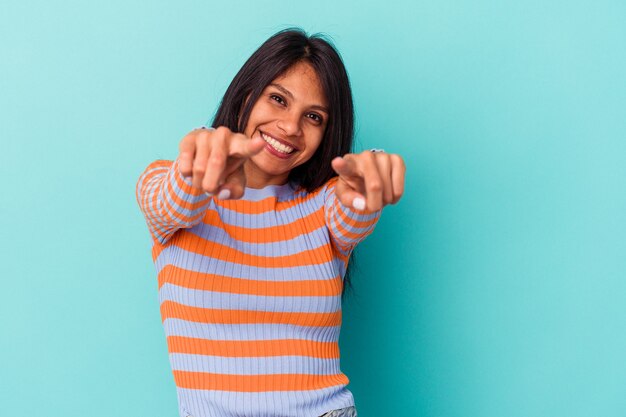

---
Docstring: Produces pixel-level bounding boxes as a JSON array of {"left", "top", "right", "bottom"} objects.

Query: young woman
[{"left": 136, "top": 28, "right": 405, "bottom": 417}]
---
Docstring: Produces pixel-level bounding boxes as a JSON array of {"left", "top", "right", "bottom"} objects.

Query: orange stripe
[
  {"left": 202, "top": 207, "right": 325, "bottom": 243},
  {"left": 329, "top": 204, "right": 377, "bottom": 242},
  {"left": 160, "top": 301, "right": 342, "bottom": 327},
  {"left": 138, "top": 160, "right": 207, "bottom": 244},
  {"left": 167, "top": 336, "right": 339, "bottom": 358},
  {"left": 170, "top": 230, "right": 334, "bottom": 267},
  {"left": 163, "top": 167, "right": 210, "bottom": 220},
  {"left": 138, "top": 166, "right": 171, "bottom": 244},
  {"left": 144, "top": 159, "right": 173, "bottom": 171},
  {"left": 157, "top": 265, "right": 343, "bottom": 296},
  {"left": 172, "top": 370, "right": 348, "bottom": 392},
  {"left": 152, "top": 233, "right": 346, "bottom": 266},
  {"left": 141, "top": 160, "right": 207, "bottom": 223},
  {"left": 152, "top": 242, "right": 164, "bottom": 260},
  {"left": 171, "top": 159, "right": 206, "bottom": 196},
  {"left": 334, "top": 199, "right": 380, "bottom": 229},
  {"left": 336, "top": 250, "right": 349, "bottom": 264}
]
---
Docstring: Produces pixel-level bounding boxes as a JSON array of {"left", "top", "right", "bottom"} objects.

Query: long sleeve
[
  {"left": 135, "top": 158, "right": 212, "bottom": 245},
  {"left": 323, "top": 176, "right": 382, "bottom": 253}
]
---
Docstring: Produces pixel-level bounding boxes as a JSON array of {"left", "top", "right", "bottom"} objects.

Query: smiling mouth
[{"left": 260, "top": 132, "right": 296, "bottom": 154}]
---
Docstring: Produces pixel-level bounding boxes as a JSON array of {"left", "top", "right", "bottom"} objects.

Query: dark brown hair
[{"left": 210, "top": 27, "right": 358, "bottom": 299}]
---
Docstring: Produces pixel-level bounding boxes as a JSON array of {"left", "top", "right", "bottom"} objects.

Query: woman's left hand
[{"left": 331, "top": 151, "right": 406, "bottom": 211}]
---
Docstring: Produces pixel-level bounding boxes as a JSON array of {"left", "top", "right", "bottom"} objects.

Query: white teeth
[{"left": 261, "top": 133, "right": 294, "bottom": 154}]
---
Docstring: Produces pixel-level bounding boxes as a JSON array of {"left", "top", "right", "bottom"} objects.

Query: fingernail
[
  {"left": 217, "top": 189, "right": 231, "bottom": 200},
  {"left": 352, "top": 197, "right": 365, "bottom": 210}
]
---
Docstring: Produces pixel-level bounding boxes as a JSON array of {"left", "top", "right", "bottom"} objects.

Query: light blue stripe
[
  {"left": 137, "top": 164, "right": 168, "bottom": 189},
  {"left": 162, "top": 319, "right": 341, "bottom": 342},
  {"left": 188, "top": 223, "right": 329, "bottom": 257},
  {"left": 241, "top": 181, "right": 299, "bottom": 202},
  {"left": 137, "top": 170, "right": 170, "bottom": 236},
  {"left": 159, "top": 283, "right": 341, "bottom": 313},
  {"left": 327, "top": 204, "right": 378, "bottom": 247},
  {"left": 328, "top": 216, "right": 373, "bottom": 243},
  {"left": 337, "top": 202, "right": 380, "bottom": 221},
  {"left": 154, "top": 247, "right": 340, "bottom": 281},
  {"left": 137, "top": 167, "right": 198, "bottom": 243},
  {"left": 330, "top": 203, "right": 380, "bottom": 232},
  {"left": 177, "top": 386, "right": 354, "bottom": 417},
  {"left": 337, "top": 207, "right": 378, "bottom": 228},
  {"left": 135, "top": 165, "right": 163, "bottom": 207},
  {"left": 146, "top": 205, "right": 177, "bottom": 243},
  {"left": 170, "top": 354, "right": 341, "bottom": 375},
  {"left": 163, "top": 188, "right": 212, "bottom": 220}
]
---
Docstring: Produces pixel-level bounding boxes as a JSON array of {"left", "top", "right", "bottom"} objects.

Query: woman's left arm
[
  {"left": 324, "top": 150, "right": 406, "bottom": 251},
  {"left": 331, "top": 150, "right": 406, "bottom": 212}
]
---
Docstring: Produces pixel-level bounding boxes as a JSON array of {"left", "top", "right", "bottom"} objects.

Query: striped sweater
[{"left": 136, "top": 158, "right": 381, "bottom": 417}]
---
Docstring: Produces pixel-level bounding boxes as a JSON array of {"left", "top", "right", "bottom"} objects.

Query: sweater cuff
[{"left": 170, "top": 158, "right": 208, "bottom": 198}]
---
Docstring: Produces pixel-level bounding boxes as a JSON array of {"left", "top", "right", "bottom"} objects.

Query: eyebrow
[{"left": 269, "top": 83, "right": 329, "bottom": 114}]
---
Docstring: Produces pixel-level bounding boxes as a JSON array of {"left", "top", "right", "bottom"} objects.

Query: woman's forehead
[{"left": 269, "top": 62, "right": 328, "bottom": 108}]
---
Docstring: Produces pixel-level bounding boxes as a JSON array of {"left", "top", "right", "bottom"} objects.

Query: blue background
[{"left": 1, "top": 1, "right": 625, "bottom": 416}]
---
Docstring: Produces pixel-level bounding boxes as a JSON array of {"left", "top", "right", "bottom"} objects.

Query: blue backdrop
[{"left": 1, "top": 1, "right": 625, "bottom": 416}]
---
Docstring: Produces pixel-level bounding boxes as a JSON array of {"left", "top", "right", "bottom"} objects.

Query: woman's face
[{"left": 243, "top": 61, "right": 329, "bottom": 188}]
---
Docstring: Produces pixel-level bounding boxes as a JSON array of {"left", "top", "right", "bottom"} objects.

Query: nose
[{"left": 276, "top": 110, "right": 302, "bottom": 136}]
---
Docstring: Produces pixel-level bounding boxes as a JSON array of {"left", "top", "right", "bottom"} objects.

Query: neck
[{"left": 243, "top": 162, "right": 290, "bottom": 189}]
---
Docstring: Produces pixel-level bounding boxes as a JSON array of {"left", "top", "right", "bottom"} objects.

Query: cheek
[{"left": 244, "top": 103, "right": 272, "bottom": 132}]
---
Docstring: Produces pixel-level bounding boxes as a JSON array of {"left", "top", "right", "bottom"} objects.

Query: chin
[{"left": 249, "top": 155, "right": 290, "bottom": 176}]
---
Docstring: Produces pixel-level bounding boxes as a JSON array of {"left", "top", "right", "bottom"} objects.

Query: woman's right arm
[
  {"left": 135, "top": 127, "right": 265, "bottom": 245},
  {"left": 135, "top": 158, "right": 212, "bottom": 245}
]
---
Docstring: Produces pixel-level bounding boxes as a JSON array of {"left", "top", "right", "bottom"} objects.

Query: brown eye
[
  {"left": 270, "top": 94, "right": 286, "bottom": 105},
  {"left": 307, "top": 113, "right": 323, "bottom": 124}
]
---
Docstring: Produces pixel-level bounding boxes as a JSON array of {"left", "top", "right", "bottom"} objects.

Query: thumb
[
  {"left": 217, "top": 166, "right": 247, "bottom": 200},
  {"left": 246, "top": 137, "right": 266, "bottom": 156},
  {"left": 334, "top": 171, "right": 367, "bottom": 211}
]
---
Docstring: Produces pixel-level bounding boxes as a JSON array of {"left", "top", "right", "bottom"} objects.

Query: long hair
[{"left": 210, "top": 28, "right": 357, "bottom": 299}]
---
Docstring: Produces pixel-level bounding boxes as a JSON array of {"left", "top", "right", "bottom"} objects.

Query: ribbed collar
[{"left": 241, "top": 181, "right": 300, "bottom": 202}]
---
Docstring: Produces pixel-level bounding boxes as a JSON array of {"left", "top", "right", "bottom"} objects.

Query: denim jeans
[{"left": 318, "top": 406, "right": 357, "bottom": 417}]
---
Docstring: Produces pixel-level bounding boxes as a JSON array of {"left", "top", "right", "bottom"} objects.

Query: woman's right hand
[{"left": 177, "top": 126, "right": 266, "bottom": 199}]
